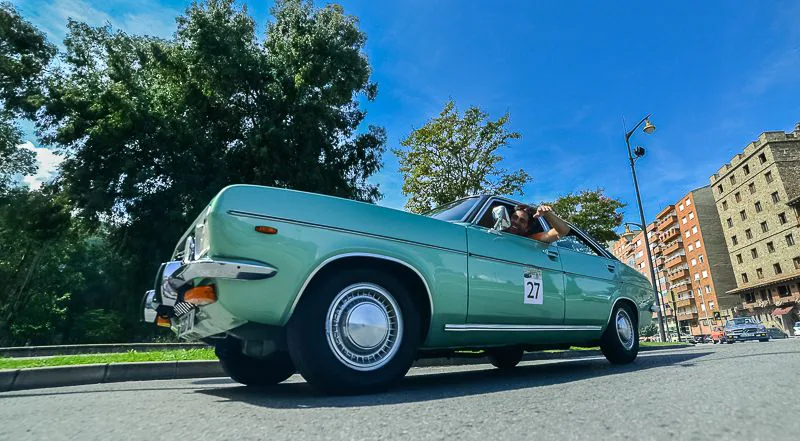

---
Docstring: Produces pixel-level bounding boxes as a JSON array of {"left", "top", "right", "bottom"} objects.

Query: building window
[
  {"left": 756, "top": 268, "right": 763, "bottom": 279},
  {"left": 705, "top": 286, "right": 711, "bottom": 293},
  {"left": 767, "top": 241, "right": 775, "bottom": 253},
  {"left": 735, "top": 192, "right": 742, "bottom": 202},
  {"left": 692, "top": 225, "right": 698, "bottom": 234},
  {"left": 787, "top": 234, "right": 796, "bottom": 246},
  {"left": 695, "top": 273, "right": 700, "bottom": 281},
  {"left": 685, "top": 230, "right": 691, "bottom": 238},
  {"left": 698, "top": 255, "right": 704, "bottom": 263},
  {"left": 717, "top": 185, "right": 723, "bottom": 194},
  {"left": 679, "top": 204, "right": 684, "bottom": 211},
  {"left": 778, "top": 285, "right": 791, "bottom": 297},
  {"left": 751, "top": 248, "right": 758, "bottom": 259},
  {"left": 778, "top": 212, "right": 787, "bottom": 224},
  {"left": 689, "top": 212, "right": 694, "bottom": 220},
  {"left": 740, "top": 210, "right": 747, "bottom": 220},
  {"left": 726, "top": 218, "right": 733, "bottom": 228},
  {"left": 794, "top": 257, "right": 800, "bottom": 270},
  {"left": 745, "top": 229, "right": 753, "bottom": 239},
  {"left": 691, "top": 258, "right": 697, "bottom": 266},
  {"left": 682, "top": 217, "right": 687, "bottom": 225},
  {"left": 754, "top": 201, "right": 762, "bottom": 213},
  {"left": 744, "top": 292, "right": 755, "bottom": 303},
  {"left": 695, "top": 240, "right": 701, "bottom": 248},
  {"left": 702, "top": 270, "right": 708, "bottom": 278},
  {"left": 765, "top": 171, "right": 773, "bottom": 183},
  {"left": 722, "top": 200, "right": 728, "bottom": 211},
  {"left": 771, "top": 191, "right": 779, "bottom": 203},
  {"left": 758, "top": 153, "right": 767, "bottom": 164},
  {"left": 686, "top": 199, "right": 692, "bottom": 206},
  {"left": 760, "top": 221, "right": 769, "bottom": 233},
  {"left": 773, "top": 263, "right": 782, "bottom": 275},
  {"left": 743, "top": 164, "right": 750, "bottom": 175},
  {"left": 736, "top": 254, "right": 743, "bottom": 264},
  {"left": 688, "top": 244, "right": 694, "bottom": 251},
  {"left": 741, "top": 273, "right": 749, "bottom": 283},
  {"left": 730, "top": 175, "right": 736, "bottom": 185},
  {"left": 732, "top": 235, "right": 738, "bottom": 245},
  {"left": 748, "top": 182, "right": 756, "bottom": 194}
]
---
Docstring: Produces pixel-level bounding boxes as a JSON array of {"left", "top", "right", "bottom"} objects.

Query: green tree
[
  {"left": 543, "top": 189, "right": 625, "bottom": 242},
  {"left": 0, "top": 1, "right": 56, "bottom": 190},
  {"left": 32, "top": 0, "right": 386, "bottom": 326},
  {"left": 394, "top": 100, "right": 531, "bottom": 213}
]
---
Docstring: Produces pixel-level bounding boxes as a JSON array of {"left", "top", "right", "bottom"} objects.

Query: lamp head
[{"left": 643, "top": 118, "right": 656, "bottom": 134}]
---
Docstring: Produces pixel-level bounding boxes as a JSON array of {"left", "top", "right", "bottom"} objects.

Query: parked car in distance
[
  {"left": 765, "top": 327, "right": 787, "bottom": 339},
  {"left": 794, "top": 321, "right": 800, "bottom": 337},
  {"left": 141, "top": 187, "right": 656, "bottom": 394},
  {"left": 722, "top": 317, "right": 769, "bottom": 343},
  {"left": 711, "top": 327, "right": 724, "bottom": 344}
]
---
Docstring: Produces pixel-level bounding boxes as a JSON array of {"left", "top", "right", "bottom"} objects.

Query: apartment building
[{"left": 709, "top": 124, "right": 800, "bottom": 333}]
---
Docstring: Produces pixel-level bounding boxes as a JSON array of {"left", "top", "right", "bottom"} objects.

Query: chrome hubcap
[
  {"left": 326, "top": 283, "right": 403, "bottom": 371},
  {"left": 616, "top": 309, "right": 634, "bottom": 350}
]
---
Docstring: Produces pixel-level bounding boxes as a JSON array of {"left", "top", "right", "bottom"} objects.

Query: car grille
[{"left": 173, "top": 301, "right": 196, "bottom": 318}]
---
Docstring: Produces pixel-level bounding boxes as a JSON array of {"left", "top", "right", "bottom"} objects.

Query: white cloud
[{"left": 19, "top": 142, "right": 64, "bottom": 190}]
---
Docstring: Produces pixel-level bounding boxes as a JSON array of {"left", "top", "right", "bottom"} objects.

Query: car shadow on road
[{"left": 196, "top": 351, "right": 710, "bottom": 408}]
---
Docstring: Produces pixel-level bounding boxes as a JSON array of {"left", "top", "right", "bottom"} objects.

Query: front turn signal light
[
  {"left": 156, "top": 316, "right": 172, "bottom": 328},
  {"left": 184, "top": 285, "right": 217, "bottom": 306},
  {"left": 255, "top": 226, "right": 278, "bottom": 235}
]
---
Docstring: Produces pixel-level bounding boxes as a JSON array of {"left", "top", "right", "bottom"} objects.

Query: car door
[
  {"left": 464, "top": 199, "right": 565, "bottom": 326},
  {"left": 553, "top": 229, "right": 620, "bottom": 327}
]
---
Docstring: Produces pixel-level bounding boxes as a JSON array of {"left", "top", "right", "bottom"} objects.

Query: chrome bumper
[{"left": 142, "top": 257, "right": 277, "bottom": 323}]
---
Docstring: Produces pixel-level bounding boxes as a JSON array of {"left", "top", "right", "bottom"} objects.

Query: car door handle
[
  {"left": 543, "top": 249, "right": 559, "bottom": 259},
  {"left": 607, "top": 264, "right": 616, "bottom": 272}
]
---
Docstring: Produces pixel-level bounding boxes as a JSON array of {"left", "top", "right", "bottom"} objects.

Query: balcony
[
  {"left": 671, "top": 283, "right": 691, "bottom": 294},
  {"left": 661, "top": 228, "right": 680, "bottom": 242},
  {"left": 667, "top": 268, "right": 689, "bottom": 282},
  {"left": 653, "top": 244, "right": 664, "bottom": 256},
  {"left": 677, "top": 312, "right": 699, "bottom": 321},
  {"left": 663, "top": 240, "right": 683, "bottom": 255},
  {"left": 655, "top": 256, "right": 665, "bottom": 267},
  {"left": 665, "top": 255, "right": 687, "bottom": 269},
  {"left": 675, "top": 297, "right": 696, "bottom": 308},
  {"left": 657, "top": 214, "right": 678, "bottom": 232}
]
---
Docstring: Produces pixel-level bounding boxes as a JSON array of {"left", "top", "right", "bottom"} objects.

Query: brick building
[{"left": 709, "top": 123, "right": 800, "bottom": 334}]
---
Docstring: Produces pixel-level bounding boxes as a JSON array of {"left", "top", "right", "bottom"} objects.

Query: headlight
[
  {"left": 758, "top": 325, "right": 766, "bottom": 331},
  {"left": 194, "top": 221, "right": 209, "bottom": 260}
]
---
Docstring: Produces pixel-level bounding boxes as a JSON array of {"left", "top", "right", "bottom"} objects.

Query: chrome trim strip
[
  {"left": 228, "top": 210, "right": 467, "bottom": 255},
  {"left": 444, "top": 324, "right": 602, "bottom": 332},
  {"left": 289, "top": 252, "right": 435, "bottom": 321},
  {"left": 168, "top": 258, "right": 277, "bottom": 288}
]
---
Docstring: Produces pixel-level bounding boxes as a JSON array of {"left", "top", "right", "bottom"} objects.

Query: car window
[
  {"left": 554, "top": 230, "right": 599, "bottom": 256},
  {"left": 476, "top": 200, "right": 516, "bottom": 229},
  {"left": 425, "top": 197, "right": 480, "bottom": 221}
]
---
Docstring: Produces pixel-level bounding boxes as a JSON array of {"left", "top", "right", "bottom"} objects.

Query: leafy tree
[
  {"left": 641, "top": 321, "right": 657, "bottom": 338},
  {"left": 394, "top": 100, "right": 531, "bottom": 213},
  {"left": 543, "top": 189, "right": 625, "bottom": 242},
  {"left": 0, "top": 1, "right": 55, "bottom": 190},
  {"left": 35, "top": 0, "right": 386, "bottom": 324}
]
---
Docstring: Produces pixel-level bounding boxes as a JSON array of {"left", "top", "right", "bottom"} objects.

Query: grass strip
[{"left": 0, "top": 348, "right": 217, "bottom": 370}]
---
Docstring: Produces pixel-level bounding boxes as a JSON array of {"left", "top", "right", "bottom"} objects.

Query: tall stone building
[{"left": 709, "top": 123, "right": 800, "bottom": 333}]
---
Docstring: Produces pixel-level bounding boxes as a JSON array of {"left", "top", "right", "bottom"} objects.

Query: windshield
[
  {"left": 729, "top": 317, "right": 756, "bottom": 326},
  {"left": 424, "top": 197, "right": 480, "bottom": 221}
]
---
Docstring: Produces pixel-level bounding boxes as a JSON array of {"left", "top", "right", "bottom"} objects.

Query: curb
[
  {"left": 0, "top": 343, "right": 209, "bottom": 358},
  {"left": 0, "top": 345, "right": 689, "bottom": 393}
]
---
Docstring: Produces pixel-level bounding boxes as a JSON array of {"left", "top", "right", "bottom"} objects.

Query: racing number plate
[{"left": 523, "top": 268, "right": 543, "bottom": 305}]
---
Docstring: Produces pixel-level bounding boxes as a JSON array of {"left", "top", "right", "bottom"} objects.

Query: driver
[{"left": 507, "top": 204, "right": 571, "bottom": 244}]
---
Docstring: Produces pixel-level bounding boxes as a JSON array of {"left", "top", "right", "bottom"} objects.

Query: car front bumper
[
  {"left": 726, "top": 332, "right": 768, "bottom": 341},
  {"left": 142, "top": 257, "right": 277, "bottom": 339}
]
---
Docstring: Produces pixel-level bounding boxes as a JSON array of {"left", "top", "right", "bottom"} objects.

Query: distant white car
[{"left": 794, "top": 321, "right": 800, "bottom": 337}]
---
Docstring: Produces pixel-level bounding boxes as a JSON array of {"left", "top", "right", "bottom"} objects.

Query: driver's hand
[{"left": 534, "top": 205, "right": 553, "bottom": 218}]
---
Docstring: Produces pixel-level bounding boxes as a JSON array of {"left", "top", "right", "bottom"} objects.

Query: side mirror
[{"left": 491, "top": 205, "right": 511, "bottom": 231}]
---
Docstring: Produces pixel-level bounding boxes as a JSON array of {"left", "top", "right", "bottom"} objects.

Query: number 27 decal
[{"left": 523, "top": 269, "right": 544, "bottom": 305}]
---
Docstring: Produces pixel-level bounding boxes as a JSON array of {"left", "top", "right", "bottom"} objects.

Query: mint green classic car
[{"left": 143, "top": 185, "right": 656, "bottom": 394}]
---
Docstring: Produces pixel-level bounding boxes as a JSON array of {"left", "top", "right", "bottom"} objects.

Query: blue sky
[{"left": 13, "top": 0, "right": 800, "bottom": 225}]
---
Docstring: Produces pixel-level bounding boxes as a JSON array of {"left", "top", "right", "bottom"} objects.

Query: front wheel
[
  {"left": 215, "top": 339, "right": 295, "bottom": 386},
  {"left": 287, "top": 269, "right": 422, "bottom": 395},
  {"left": 759, "top": 338, "right": 769, "bottom": 342},
  {"left": 600, "top": 303, "right": 639, "bottom": 364}
]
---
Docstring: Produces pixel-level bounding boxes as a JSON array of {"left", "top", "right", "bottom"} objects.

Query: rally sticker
[{"left": 523, "top": 268, "right": 543, "bottom": 304}]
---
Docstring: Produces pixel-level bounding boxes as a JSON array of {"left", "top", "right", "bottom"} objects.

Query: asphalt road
[{"left": 2, "top": 339, "right": 799, "bottom": 441}]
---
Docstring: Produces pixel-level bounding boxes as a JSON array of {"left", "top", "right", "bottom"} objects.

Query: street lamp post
[{"left": 624, "top": 114, "right": 667, "bottom": 342}]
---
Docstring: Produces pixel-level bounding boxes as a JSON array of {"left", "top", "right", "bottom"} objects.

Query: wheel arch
[
  {"left": 605, "top": 297, "right": 640, "bottom": 331},
  {"left": 289, "top": 253, "right": 434, "bottom": 342}
]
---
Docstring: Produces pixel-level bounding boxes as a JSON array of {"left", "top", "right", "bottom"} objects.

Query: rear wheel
[
  {"left": 600, "top": 302, "right": 639, "bottom": 364},
  {"left": 215, "top": 339, "right": 295, "bottom": 386},
  {"left": 487, "top": 346, "right": 524, "bottom": 369},
  {"left": 287, "top": 269, "right": 422, "bottom": 395}
]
